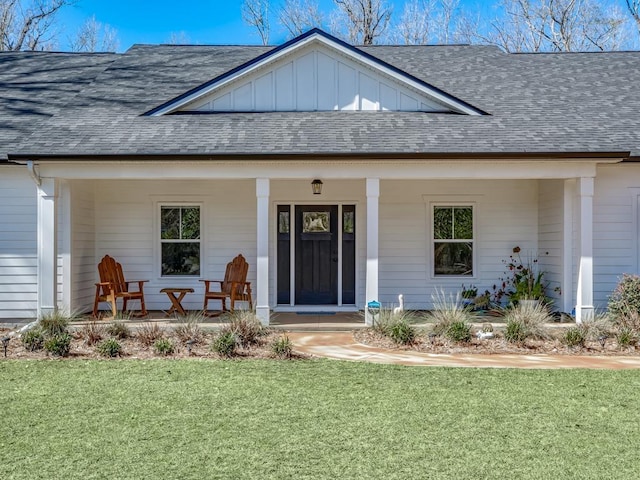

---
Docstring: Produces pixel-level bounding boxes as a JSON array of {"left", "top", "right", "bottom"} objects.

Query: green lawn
[{"left": 2, "top": 359, "right": 639, "bottom": 479}]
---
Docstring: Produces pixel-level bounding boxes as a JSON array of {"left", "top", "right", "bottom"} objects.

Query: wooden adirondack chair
[
  {"left": 200, "top": 254, "right": 253, "bottom": 314},
  {"left": 93, "top": 255, "right": 148, "bottom": 318}
]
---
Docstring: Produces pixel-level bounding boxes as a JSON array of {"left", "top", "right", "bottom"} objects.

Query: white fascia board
[{"left": 150, "top": 32, "right": 481, "bottom": 116}]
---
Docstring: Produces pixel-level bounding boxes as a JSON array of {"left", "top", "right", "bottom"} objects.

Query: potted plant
[
  {"left": 493, "top": 247, "right": 548, "bottom": 306},
  {"left": 461, "top": 284, "right": 478, "bottom": 307}
]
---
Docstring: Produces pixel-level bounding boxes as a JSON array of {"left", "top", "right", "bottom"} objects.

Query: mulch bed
[
  {"left": 354, "top": 328, "right": 639, "bottom": 356},
  {"left": 0, "top": 327, "right": 304, "bottom": 360}
]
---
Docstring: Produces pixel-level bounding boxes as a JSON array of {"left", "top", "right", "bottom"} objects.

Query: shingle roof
[{"left": 1, "top": 38, "right": 639, "bottom": 159}]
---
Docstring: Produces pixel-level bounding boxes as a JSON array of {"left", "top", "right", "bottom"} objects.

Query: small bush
[
  {"left": 80, "top": 322, "right": 106, "bottom": 346},
  {"left": 106, "top": 322, "right": 131, "bottom": 340},
  {"left": 173, "top": 314, "right": 206, "bottom": 345},
  {"left": 388, "top": 321, "right": 416, "bottom": 345},
  {"left": 271, "top": 335, "right": 293, "bottom": 358},
  {"left": 136, "top": 323, "right": 164, "bottom": 347},
  {"left": 616, "top": 328, "right": 637, "bottom": 348},
  {"left": 428, "top": 290, "right": 474, "bottom": 337},
  {"left": 22, "top": 328, "right": 45, "bottom": 351},
  {"left": 502, "top": 302, "right": 552, "bottom": 343},
  {"left": 608, "top": 274, "right": 640, "bottom": 317},
  {"left": 154, "top": 338, "right": 175, "bottom": 356},
  {"left": 39, "top": 310, "right": 71, "bottom": 336},
  {"left": 212, "top": 331, "right": 238, "bottom": 357},
  {"left": 563, "top": 326, "right": 586, "bottom": 348},
  {"left": 445, "top": 320, "right": 472, "bottom": 343},
  {"left": 44, "top": 333, "right": 72, "bottom": 357},
  {"left": 504, "top": 319, "right": 527, "bottom": 343},
  {"left": 228, "top": 311, "right": 265, "bottom": 347},
  {"left": 97, "top": 338, "right": 122, "bottom": 357}
]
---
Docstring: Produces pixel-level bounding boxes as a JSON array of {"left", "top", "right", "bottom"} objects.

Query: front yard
[{"left": 2, "top": 359, "right": 639, "bottom": 479}]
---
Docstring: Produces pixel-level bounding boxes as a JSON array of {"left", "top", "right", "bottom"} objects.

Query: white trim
[
  {"left": 563, "top": 179, "right": 575, "bottom": 313},
  {"left": 154, "top": 201, "right": 205, "bottom": 280},
  {"left": 60, "top": 180, "right": 72, "bottom": 313},
  {"left": 37, "top": 178, "right": 57, "bottom": 317},
  {"left": 256, "top": 178, "right": 270, "bottom": 325},
  {"left": 149, "top": 32, "right": 482, "bottom": 116},
  {"left": 365, "top": 178, "right": 379, "bottom": 326},
  {"left": 576, "top": 176, "right": 594, "bottom": 323}
]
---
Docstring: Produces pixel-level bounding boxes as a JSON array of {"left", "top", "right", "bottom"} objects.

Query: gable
[{"left": 148, "top": 29, "right": 484, "bottom": 116}]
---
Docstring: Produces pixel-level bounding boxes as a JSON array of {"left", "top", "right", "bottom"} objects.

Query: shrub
[
  {"left": 80, "top": 322, "right": 106, "bottom": 346},
  {"left": 22, "top": 328, "right": 45, "bottom": 351},
  {"left": 445, "top": 320, "right": 472, "bottom": 343},
  {"left": 271, "top": 334, "right": 293, "bottom": 358},
  {"left": 97, "top": 338, "right": 122, "bottom": 357},
  {"left": 616, "top": 328, "right": 637, "bottom": 348},
  {"left": 428, "top": 290, "right": 474, "bottom": 337},
  {"left": 154, "top": 338, "right": 175, "bottom": 356},
  {"left": 106, "top": 322, "right": 131, "bottom": 340},
  {"left": 39, "top": 310, "right": 71, "bottom": 336},
  {"left": 505, "top": 319, "right": 527, "bottom": 343},
  {"left": 212, "top": 331, "right": 238, "bottom": 357},
  {"left": 608, "top": 274, "right": 640, "bottom": 317},
  {"left": 502, "top": 302, "right": 552, "bottom": 343},
  {"left": 173, "top": 313, "right": 206, "bottom": 345},
  {"left": 563, "top": 327, "right": 587, "bottom": 348},
  {"left": 44, "top": 333, "right": 72, "bottom": 357},
  {"left": 228, "top": 310, "right": 265, "bottom": 347},
  {"left": 136, "top": 323, "right": 164, "bottom": 347},
  {"left": 388, "top": 320, "right": 416, "bottom": 345}
]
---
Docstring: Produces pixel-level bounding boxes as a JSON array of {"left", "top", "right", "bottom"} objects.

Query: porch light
[{"left": 311, "top": 179, "right": 323, "bottom": 195}]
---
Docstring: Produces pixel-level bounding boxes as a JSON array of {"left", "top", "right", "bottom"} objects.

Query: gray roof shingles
[{"left": 1, "top": 42, "right": 639, "bottom": 158}]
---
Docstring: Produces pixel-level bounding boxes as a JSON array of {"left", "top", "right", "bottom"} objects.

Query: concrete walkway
[{"left": 287, "top": 332, "right": 640, "bottom": 369}]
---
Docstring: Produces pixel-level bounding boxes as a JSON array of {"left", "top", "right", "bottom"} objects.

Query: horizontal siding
[
  {"left": 538, "top": 180, "right": 563, "bottom": 308},
  {"left": 0, "top": 168, "right": 37, "bottom": 318},
  {"left": 71, "top": 181, "right": 97, "bottom": 313}
]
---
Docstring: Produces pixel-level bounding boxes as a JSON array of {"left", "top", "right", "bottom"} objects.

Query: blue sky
[{"left": 58, "top": 0, "right": 492, "bottom": 51}]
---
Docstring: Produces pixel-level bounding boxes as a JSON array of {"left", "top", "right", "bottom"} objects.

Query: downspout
[{"left": 26, "top": 160, "right": 41, "bottom": 186}]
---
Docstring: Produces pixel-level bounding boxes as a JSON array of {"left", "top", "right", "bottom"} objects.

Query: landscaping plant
[
  {"left": 228, "top": 310, "right": 266, "bottom": 347},
  {"left": 154, "top": 338, "right": 175, "bottom": 356},
  {"left": 44, "top": 332, "right": 72, "bottom": 357},
  {"left": 502, "top": 301, "right": 552, "bottom": 344},
  {"left": 80, "top": 321, "right": 106, "bottom": 346},
  {"left": 97, "top": 338, "right": 123, "bottom": 357},
  {"left": 136, "top": 322, "right": 164, "bottom": 347},
  {"left": 608, "top": 274, "right": 640, "bottom": 317},
  {"left": 173, "top": 312, "right": 206, "bottom": 345},
  {"left": 428, "top": 289, "right": 474, "bottom": 337},
  {"left": 271, "top": 334, "right": 293, "bottom": 358},
  {"left": 106, "top": 322, "right": 131, "bottom": 339},
  {"left": 388, "top": 320, "right": 416, "bottom": 344},
  {"left": 21, "top": 328, "right": 45, "bottom": 351},
  {"left": 563, "top": 326, "right": 587, "bottom": 348},
  {"left": 211, "top": 331, "right": 238, "bottom": 357}
]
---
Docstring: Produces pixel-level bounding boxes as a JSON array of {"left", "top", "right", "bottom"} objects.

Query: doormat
[{"left": 295, "top": 312, "right": 336, "bottom": 315}]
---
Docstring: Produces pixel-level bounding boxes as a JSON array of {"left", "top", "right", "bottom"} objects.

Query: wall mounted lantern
[{"left": 311, "top": 179, "right": 323, "bottom": 195}]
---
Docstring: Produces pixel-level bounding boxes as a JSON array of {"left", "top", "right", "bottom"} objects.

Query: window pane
[
  {"left": 161, "top": 208, "right": 180, "bottom": 239},
  {"left": 433, "top": 207, "right": 452, "bottom": 239},
  {"left": 434, "top": 242, "right": 473, "bottom": 276},
  {"left": 181, "top": 207, "right": 200, "bottom": 239},
  {"left": 454, "top": 207, "right": 473, "bottom": 239},
  {"left": 161, "top": 243, "right": 200, "bottom": 276},
  {"left": 343, "top": 211, "right": 354, "bottom": 234}
]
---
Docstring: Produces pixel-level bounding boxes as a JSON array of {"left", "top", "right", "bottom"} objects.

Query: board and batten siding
[
  {"left": 0, "top": 167, "right": 37, "bottom": 318},
  {"left": 92, "top": 179, "right": 256, "bottom": 313},
  {"left": 185, "top": 43, "right": 444, "bottom": 113},
  {"left": 379, "top": 179, "right": 539, "bottom": 310}
]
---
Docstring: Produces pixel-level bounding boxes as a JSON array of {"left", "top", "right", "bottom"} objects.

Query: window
[
  {"left": 433, "top": 205, "right": 473, "bottom": 276},
  {"left": 160, "top": 206, "right": 200, "bottom": 276}
]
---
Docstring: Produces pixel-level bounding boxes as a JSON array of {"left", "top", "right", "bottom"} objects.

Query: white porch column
[
  {"left": 365, "top": 178, "right": 380, "bottom": 326},
  {"left": 562, "top": 179, "right": 575, "bottom": 314},
  {"left": 576, "top": 177, "right": 594, "bottom": 323},
  {"left": 37, "top": 178, "right": 57, "bottom": 318},
  {"left": 256, "top": 178, "right": 270, "bottom": 325}
]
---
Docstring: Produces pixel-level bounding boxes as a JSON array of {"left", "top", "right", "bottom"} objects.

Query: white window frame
[
  {"left": 431, "top": 202, "right": 476, "bottom": 278},
  {"left": 157, "top": 202, "right": 204, "bottom": 279}
]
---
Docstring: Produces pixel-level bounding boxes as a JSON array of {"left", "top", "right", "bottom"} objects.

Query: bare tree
[
  {"left": 395, "top": 0, "right": 435, "bottom": 44},
  {"left": 69, "top": 15, "right": 118, "bottom": 52},
  {"left": 0, "top": 0, "right": 74, "bottom": 51},
  {"left": 436, "top": 0, "right": 459, "bottom": 44},
  {"left": 482, "top": 0, "right": 627, "bottom": 52},
  {"left": 166, "top": 31, "right": 190, "bottom": 45},
  {"left": 625, "top": 0, "right": 640, "bottom": 32},
  {"left": 278, "top": 0, "right": 323, "bottom": 38},
  {"left": 332, "top": 0, "right": 392, "bottom": 45},
  {"left": 242, "top": 0, "right": 270, "bottom": 45}
]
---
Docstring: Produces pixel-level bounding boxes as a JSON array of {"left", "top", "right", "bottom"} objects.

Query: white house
[{"left": 1, "top": 29, "right": 639, "bottom": 325}]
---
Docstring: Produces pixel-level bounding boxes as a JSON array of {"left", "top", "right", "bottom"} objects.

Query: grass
[{"left": 2, "top": 360, "right": 640, "bottom": 479}]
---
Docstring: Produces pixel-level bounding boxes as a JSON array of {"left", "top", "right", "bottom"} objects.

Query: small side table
[{"left": 160, "top": 288, "right": 194, "bottom": 316}]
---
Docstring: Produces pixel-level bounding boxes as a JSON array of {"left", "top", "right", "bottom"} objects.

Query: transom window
[
  {"left": 160, "top": 206, "right": 200, "bottom": 276},
  {"left": 433, "top": 206, "right": 473, "bottom": 276}
]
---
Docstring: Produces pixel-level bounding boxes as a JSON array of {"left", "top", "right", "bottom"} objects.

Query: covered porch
[{"left": 30, "top": 156, "right": 611, "bottom": 325}]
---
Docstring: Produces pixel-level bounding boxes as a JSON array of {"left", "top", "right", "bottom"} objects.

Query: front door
[{"left": 295, "top": 205, "right": 338, "bottom": 304}]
